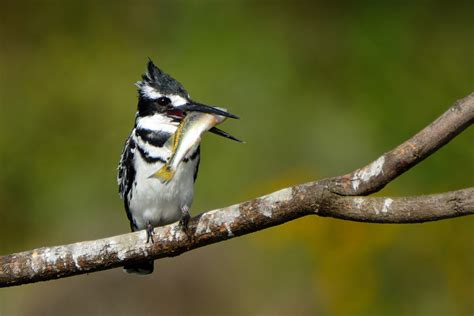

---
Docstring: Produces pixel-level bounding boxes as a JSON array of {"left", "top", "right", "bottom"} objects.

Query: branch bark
[
  {"left": 1, "top": 93, "right": 473, "bottom": 288},
  {"left": 330, "top": 92, "right": 474, "bottom": 196}
]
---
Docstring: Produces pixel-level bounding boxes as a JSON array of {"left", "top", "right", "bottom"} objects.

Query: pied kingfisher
[{"left": 117, "top": 59, "right": 239, "bottom": 274}]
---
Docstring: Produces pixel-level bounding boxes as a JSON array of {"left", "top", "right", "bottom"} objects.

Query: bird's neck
[{"left": 135, "top": 113, "right": 179, "bottom": 133}]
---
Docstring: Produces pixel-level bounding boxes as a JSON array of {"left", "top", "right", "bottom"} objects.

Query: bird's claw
[
  {"left": 146, "top": 221, "right": 154, "bottom": 244},
  {"left": 179, "top": 205, "right": 191, "bottom": 233}
]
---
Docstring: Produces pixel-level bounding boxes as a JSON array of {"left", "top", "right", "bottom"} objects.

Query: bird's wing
[
  {"left": 117, "top": 135, "right": 136, "bottom": 200},
  {"left": 117, "top": 135, "right": 138, "bottom": 230}
]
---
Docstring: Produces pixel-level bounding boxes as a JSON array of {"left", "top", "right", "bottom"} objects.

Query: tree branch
[
  {"left": 330, "top": 92, "right": 474, "bottom": 196},
  {"left": 322, "top": 187, "right": 474, "bottom": 223},
  {"left": 1, "top": 93, "right": 473, "bottom": 287}
]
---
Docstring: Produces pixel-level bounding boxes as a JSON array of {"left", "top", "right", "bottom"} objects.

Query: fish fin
[
  {"left": 164, "top": 119, "right": 185, "bottom": 151},
  {"left": 151, "top": 165, "right": 175, "bottom": 183}
]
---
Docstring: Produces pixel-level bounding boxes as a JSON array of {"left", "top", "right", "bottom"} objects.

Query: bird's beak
[
  {"left": 209, "top": 127, "right": 244, "bottom": 143},
  {"left": 177, "top": 101, "right": 240, "bottom": 119},
  {"left": 175, "top": 101, "right": 243, "bottom": 143}
]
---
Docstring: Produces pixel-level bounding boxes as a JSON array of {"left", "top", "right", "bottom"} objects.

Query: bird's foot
[
  {"left": 146, "top": 221, "right": 154, "bottom": 244},
  {"left": 179, "top": 205, "right": 191, "bottom": 234}
]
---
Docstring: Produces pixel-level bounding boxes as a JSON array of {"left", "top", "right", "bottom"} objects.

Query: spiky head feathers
[{"left": 136, "top": 59, "right": 189, "bottom": 99}]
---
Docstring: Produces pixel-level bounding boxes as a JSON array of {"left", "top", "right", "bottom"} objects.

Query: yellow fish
[{"left": 151, "top": 111, "right": 228, "bottom": 183}]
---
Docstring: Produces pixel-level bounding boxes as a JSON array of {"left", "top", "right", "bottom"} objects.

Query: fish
[{"left": 150, "top": 110, "right": 227, "bottom": 183}]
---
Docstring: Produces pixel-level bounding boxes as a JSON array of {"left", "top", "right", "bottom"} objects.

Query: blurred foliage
[{"left": 0, "top": 1, "right": 473, "bottom": 315}]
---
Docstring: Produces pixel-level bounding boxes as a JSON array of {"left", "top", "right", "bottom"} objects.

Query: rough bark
[
  {"left": 1, "top": 93, "right": 473, "bottom": 288},
  {"left": 330, "top": 93, "right": 474, "bottom": 196}
]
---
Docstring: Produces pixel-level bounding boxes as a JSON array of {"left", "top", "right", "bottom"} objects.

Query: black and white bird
[{"left": 117, "top": 59, "right": 239, "bottom": 274}]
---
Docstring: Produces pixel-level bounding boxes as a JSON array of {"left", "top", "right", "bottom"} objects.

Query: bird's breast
[{"left": 128, "top": 144, "right": 198, "bottom": 230}]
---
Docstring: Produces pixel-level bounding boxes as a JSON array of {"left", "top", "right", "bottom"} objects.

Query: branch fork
[{"left": 1, "top": 93, "right": 473, "bottom": 287}]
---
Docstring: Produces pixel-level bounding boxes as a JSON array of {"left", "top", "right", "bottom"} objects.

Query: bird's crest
[{"left": 136, "top": 58, "right": 188, "bottom": 98}]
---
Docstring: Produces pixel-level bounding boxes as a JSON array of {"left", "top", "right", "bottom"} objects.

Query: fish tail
[{"left": 152, "top": 165, "right": 175, "bottom": 183}]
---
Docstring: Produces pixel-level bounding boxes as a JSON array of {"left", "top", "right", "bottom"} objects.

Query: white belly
[{"left": 129, "top": 152, "right": 197, "bottom": 230}]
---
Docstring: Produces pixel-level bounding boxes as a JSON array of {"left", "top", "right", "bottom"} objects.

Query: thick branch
[
  {"left": 0, "top": 92, "right": 473, "bottom": 287},
  {"left": 330, "top": 93, "right": 474, "bottom": 196},
  {"left": 1, "top": 187, "right": 473, "bottom": 287}
]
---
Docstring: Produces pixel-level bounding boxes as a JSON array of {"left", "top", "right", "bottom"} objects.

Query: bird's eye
[{"left": 157, "top": 97, "right": 171, "bottom": 106}]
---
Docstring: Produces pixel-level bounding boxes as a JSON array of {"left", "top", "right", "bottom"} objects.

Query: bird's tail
[{"left": 123, "top": 260, "right": 154, "bottom": 275}]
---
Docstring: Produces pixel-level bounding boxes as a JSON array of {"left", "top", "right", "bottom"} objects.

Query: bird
[{"left": 117, "top": 59, "right": 239, "bottom": 274}]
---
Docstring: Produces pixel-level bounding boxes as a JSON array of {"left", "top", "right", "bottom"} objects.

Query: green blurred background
[{"left": 0, "top": 1, "right": 473, "bottom": 315}]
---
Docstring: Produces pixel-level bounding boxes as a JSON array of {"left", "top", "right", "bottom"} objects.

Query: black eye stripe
[{"left": 157, "top": 97, "right": 171, "bottom": 106}]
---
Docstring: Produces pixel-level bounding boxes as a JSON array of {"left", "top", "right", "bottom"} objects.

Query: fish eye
[{"left": 157, "top": 97, "right": 171, "bottom": 106}]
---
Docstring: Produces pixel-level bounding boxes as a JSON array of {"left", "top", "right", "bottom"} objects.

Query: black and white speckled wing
[
  {"left": 117, "top": 135, "right": 136, "bottom": 199},
  {"left": 117, "top": 135, "right": 137, "bottom": 229}
]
